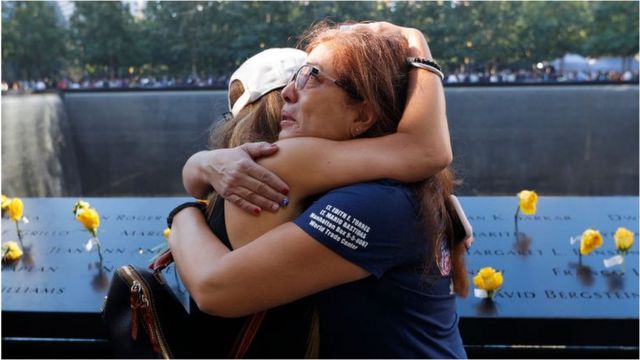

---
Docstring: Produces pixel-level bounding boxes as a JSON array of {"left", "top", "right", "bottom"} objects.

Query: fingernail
[
  {"left": 271, "top": 203, "right": 279, "bottom": 211},
  {"left": 253, "top": 208, "right": 261, "bottom": 215},
  {"left": 281, "top": 197, "right": 289, "bottom": 207},
  {"left": 282, "top": 188, "right": 289, "bottom": 195}
]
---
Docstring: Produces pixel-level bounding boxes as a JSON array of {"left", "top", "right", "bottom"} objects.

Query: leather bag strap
[
  {"left": 230, "top": 311, "right": 267, "bottom": 359},
  {"left": 149, "top": 248, "right": 174, "bottom": 272},
  {"left": 149, "top": 248, "right": 268, "bottom": 358}
]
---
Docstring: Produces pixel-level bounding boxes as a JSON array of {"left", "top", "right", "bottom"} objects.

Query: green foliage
[
  {"left": 583, "top": 1, "right": 639, "bottom": 58},
  {"left": 2, "top": 1, "right": 67, "bottom": 82},
  {"left": 69, "top": 1, "right": 136, "bottom": 78},
  {"left": 1, "top": 0, "right": 638, "bottom": 82}
]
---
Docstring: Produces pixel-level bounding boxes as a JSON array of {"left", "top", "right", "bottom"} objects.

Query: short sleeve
[{"left": 293, "top": 182, "right": 419, "bottom": 278}]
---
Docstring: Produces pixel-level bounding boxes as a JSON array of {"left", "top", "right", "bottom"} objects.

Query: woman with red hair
[{"left": 170, "top": 21, "right": 467, "bottom": 358}]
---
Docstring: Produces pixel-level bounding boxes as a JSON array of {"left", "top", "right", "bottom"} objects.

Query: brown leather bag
[{"left": 102, "top": 249, "right": 265, "bottom": 359}]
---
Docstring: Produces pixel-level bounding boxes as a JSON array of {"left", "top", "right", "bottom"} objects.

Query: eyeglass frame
[{"left": 290, "top": 64, "right": 363, "bottom": 101}]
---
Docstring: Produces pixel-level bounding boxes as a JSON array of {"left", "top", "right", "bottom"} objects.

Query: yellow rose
[
  {"left": 614, "top": 227, "right": 634, "bottom": 253},
  {"left": 580, "top": 228, "right": 603, "bottom": 255},
  {"left": 72, "top": 200, "right": 91, "bottom": 215},
  {"left": 163, "top": 228, "right": 171, "bottom": 239},
  {"left": 8, "top": 198, "right": 24, "bottom": 222},
  {"left": 473, "top": 266, "right": 503, "bottom": 292},
  {"left": 2, "top": 241, "right": 23, "bottom": 262},
  {"left": 76, "top": 207, "right": 100, "bottom": 235},
  {"left": 1, "top": 194, "right": 9, "bottom": 210},
  {"left": 517, "top": 190, "right": 538, "bottom": 215}
]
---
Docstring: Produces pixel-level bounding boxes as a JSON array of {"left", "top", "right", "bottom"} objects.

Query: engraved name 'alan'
[{"left": 2, "top": 286, "right": 65, "bottom": 294}]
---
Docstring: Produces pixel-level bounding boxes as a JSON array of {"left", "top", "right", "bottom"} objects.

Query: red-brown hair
[{"left": 301, "top": 22, "right": 468, "bottom": 296}]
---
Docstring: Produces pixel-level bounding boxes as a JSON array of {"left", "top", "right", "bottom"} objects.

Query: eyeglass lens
[{"left": 293, "top": 65, "right": 313, "bottom": 91}]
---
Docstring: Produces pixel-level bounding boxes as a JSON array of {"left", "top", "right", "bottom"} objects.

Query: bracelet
[
  {"left": 407, "top": 57, "right": 442, "bottom": 71},
  {"left": 167, "top": 201, "right": 207, "bottom": 229},
  {"left": 407, "top": 57, "right": 445, "bottom": 80}
]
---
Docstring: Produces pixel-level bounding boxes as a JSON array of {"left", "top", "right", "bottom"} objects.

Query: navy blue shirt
[{"left": 294, "top": 180, "right": 466, "bottom": 358}]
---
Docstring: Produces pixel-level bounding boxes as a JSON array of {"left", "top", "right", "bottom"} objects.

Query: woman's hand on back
[{"left": 182, "top": 142, "right": 289, "bottom": 214}]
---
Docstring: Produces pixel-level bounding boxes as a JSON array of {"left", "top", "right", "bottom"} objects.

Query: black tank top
[{"left": 188, "top": 197, "right": 314, "bottom": 358}]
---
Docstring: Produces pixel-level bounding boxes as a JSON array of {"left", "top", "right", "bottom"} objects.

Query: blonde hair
[
  {"left": 205, "top": 80, "right": 284, "bottom": 216},
  {"left": 211, "top": 80, "right": 283, "bottom": 149}
]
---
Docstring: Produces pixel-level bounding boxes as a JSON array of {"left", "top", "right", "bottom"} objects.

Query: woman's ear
[{"left": 350, "top": 104, "right": 376, "bottom": 138}]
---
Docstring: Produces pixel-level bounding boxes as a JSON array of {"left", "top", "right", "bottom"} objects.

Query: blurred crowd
[
  {"left": 445, "top": 68, "right": 638, "bottom": 84},
  {"left": 2, "top": 68, "right": 638, "bottom": 93},
  {"left": 1, "top": 75, "right": 230, "bottom": 93}
]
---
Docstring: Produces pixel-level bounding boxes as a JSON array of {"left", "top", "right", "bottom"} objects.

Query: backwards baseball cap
[{"left": 228, "top": 48, "right": 307, "bottom": 117}]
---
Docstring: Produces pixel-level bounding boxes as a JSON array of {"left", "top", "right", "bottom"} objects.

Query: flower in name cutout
[
  {"left": 4, "top": 196, "right": 28, "bottom": 247},
  {"left": 514, "top": 190, "right": 538, "bottom": 234},
  {"left": 517, "top": 190, "right": 538, "bottom": 216},
  {"left": 73, "top": 200, "right": 104, "bottom": 263},
  {"left": 473, "top": 266, "right": 503, "bottom": 300},
  {"left": 1, "top": 194, "right": 10, "bottom": 214},
  {"left": 72, "top": 200, "right": 91, "bottom": 215},
  {"left": 7, "top": 197, "right": 24, "bottom": 222},
  {"left": 76, "top": 207, "right": 100, "bottom": 236},
  {"left": 163, "top": 228, "right": 171, "bottom": 239},
  {"left": 614, "top": 227, "right": 634, "bottom": 254},
  {"left": 580, "top": 228, "right": 603, "bottom": 256},
  {"left": 602, "top": 227, "right": 635, "bottom": 273},
  {"left": 2, "top": 241, "right": 23, "bottom": 262}
]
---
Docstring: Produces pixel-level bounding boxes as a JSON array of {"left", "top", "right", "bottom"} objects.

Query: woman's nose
[{"left": 281, "top": 81, "right": 297, "bottom": 103}]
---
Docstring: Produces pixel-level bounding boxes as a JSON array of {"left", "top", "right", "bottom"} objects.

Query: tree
[
  {"left": 69, "top": 1, "right": 136, "bottom": 78},
  {"left": 1, "top": 1, "right": 67, "bottom": 82},
  {"left": 515, "top": 2, "right": 591, "bottom": 66},
  {"left": 583, "top": 1, "right": 639, "bottom": 71}
]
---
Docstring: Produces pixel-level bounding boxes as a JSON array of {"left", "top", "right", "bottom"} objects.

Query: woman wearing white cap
[
  {"left": 183, "top": 24, "right": 451, "bottom": 216},
  {"left": 171, "top": 21, "right": 468, "bottom": 358},
  {"left": 184, "top": 47, "right": 314, "bottom": 358}
]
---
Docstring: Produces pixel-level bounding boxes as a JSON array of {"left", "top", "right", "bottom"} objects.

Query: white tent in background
[
  {"left": 551, "top": 53, "right": 640, "bottom": 73},
  {"left": 588, "top": 56, "right": 639, "bottom": 72},
  {"left": 550, "top": 53, "right": 590, "bottom": 72}
]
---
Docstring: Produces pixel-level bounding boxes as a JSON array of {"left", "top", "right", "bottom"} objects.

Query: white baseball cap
[{"left": 228, "top": 48, "right": 307, "bottom": 117}]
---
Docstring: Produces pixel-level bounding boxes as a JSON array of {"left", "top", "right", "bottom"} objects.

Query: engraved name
[
  {"left": 48, "top": 246, "right": 165, "bottom": 255},
  {"left": 544, "top": 290, "right": 639, "bottom": 299},
  {"left": 608, "top": 214, "right": 638, "bottom": 221},
  {"left": 469, "top": 249, "right": 544, "bottom": 256},
  {"left": 120, "top": 230, "right": 165, "bottom": 237},
  {"left": 3, "top": 266, "right": 58, "bottom": 273},
  {"left": 552, "top": 267, "right": 639, "bottom": 277},
  {"left": 115, "top": 215, "right": 165, "bottom": 221},
  {"left": 2, "top": 286, "right": 65, "bottom": 294},
  {"left": 468, "top": 215, "right": 572, "bottom": 221}
]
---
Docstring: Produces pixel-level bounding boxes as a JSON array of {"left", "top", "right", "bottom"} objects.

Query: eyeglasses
[{"left": 291, "top": 64, "right": 362, "bottom": 101}]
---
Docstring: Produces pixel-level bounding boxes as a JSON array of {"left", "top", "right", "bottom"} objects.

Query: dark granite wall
[{"left": 2, "top": 85, "right": 637, "bottom": 196}]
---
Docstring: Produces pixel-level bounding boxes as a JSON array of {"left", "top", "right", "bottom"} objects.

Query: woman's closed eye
[{"left": 305, "top": 74, "right": 322, "bottom": 87}]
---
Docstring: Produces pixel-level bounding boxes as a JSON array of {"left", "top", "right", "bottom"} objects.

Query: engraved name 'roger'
[{"left": 308, "top": 205, "right": 371, "bottom": 250}]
